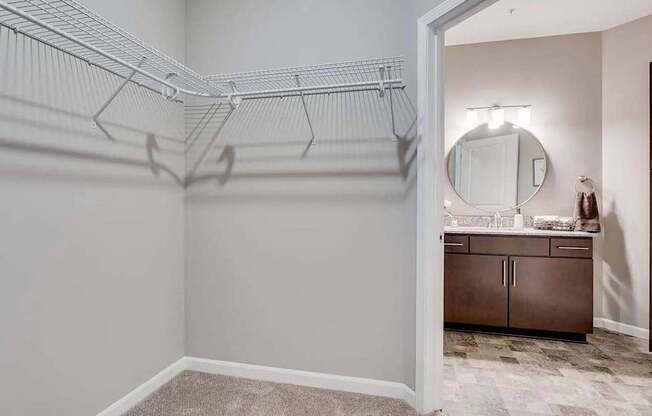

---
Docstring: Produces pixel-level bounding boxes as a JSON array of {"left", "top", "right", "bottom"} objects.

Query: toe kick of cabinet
[{"left": 444, "top": 233, "right": 594, "bottom": 338}]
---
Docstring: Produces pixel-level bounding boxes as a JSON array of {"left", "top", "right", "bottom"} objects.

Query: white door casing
[{"left": 416, "top": 1, "right": 498, "bottom": 414}]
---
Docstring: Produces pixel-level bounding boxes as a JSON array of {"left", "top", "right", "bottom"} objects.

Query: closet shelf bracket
[
  {"left": 92, "top": 56, "right": 147, "bottom": 140},
  {"left": 227, "top": 81, "right": 242, "bottom": 110},
  {"left": 295, "top": 75, "right": 316, "bottom": 152},
  {"left": 386, "top": 66, "right": 398, "bottom": 140}
]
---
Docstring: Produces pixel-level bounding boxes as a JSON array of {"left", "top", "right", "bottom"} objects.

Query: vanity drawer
[
  {"left": 470, "top": 236, "right": 549, "bottom": 256},
  {"left": 550, "top": 238, "right": 593, "bottom": 258},
  {"left": 444, "top": 235, "right": 469, "bottom": 253}
]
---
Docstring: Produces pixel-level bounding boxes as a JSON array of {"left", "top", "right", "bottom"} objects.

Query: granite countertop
[{"left": 444, "top": 226, "right": 598, "bottom": 238}]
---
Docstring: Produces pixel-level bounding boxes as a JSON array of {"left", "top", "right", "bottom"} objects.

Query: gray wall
[
  {"left": 0, "top": 1, "right": 187, "bottom": 415},
  {"left": 601, "top": 15, "right": 651, "bottom": 330},
  {"left": 184, "top": 0, "right": 443, "bottom": 389}
]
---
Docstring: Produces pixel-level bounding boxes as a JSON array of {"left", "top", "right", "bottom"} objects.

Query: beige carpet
[{"left": 123, "top": 370, "right": 416, "bottom": 416}]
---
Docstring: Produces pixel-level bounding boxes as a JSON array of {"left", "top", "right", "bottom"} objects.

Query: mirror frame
[{"left": 446, "top": 122, "right": 548, "bottom": 213}]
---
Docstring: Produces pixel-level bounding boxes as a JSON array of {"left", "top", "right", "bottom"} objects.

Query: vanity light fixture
[
  {"left": 466, "top": 109, "right": 479, "bottom": 129},
  {"left": 465, "top": 104, "right": 532, "bottom": 130},
  {"left": 488, "top": 107, "right": 505, "bottom": 129},
  {"left": 517, "top": 106, "right": 532, "bottom": 127}
]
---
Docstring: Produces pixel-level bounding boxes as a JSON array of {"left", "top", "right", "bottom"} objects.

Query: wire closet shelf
[
  {"left": 0, "top": 0, "right": 222, "bottom": 98},
  {"left": 0, "top": 0, "right": 414, "bottom": 182},
  {"left": 206, "top": 57, "right": 405, "bottom": 100},
  {"left": 0, "top": 0, "right": 406, "bottom": 101}
]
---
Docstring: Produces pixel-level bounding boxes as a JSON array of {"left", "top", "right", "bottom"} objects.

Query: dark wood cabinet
[
  {"left": 444, "top": 254, "right": 508, "bottom": 327},
  {"left": 444, "top": 233, "right": 594, "bottom": 339},
  {"left": 509, "top": 257, "right": 593, "bottom": 334}
]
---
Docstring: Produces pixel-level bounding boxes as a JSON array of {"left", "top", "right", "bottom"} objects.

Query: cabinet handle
[
  {"left": 557, "top": 246, "right": 590, "bottom": 251},
  {"left": 511, "top": 261, "right": 517, "bottom": 287},
  {"left": 444, "top": 242, "right": 464, "bottom": 247},
  {"left": 502, "top": 260, "right": 507, "bottom": 287}
]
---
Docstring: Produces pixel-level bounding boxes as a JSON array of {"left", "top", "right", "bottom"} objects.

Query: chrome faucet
[{"left": 493, "top": 211, "right": 503, "bottom": 229}]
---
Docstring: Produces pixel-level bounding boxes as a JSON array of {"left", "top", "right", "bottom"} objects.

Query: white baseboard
[
  {"left": 594, "top": 318, "right": 649, "bottom": 340},
  {"left": 97, "top": 358, "right": 186, "bottom": 416},
  {"left": 183, "top": 357, "right": 416, "bottom": 408},
  {"left": 97, "top": 357, "right": 416, "bottom": 415}
]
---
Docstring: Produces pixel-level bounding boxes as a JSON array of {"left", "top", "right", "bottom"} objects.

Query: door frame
[
  {"left": 415, "top": 0, "right": 497, "bottom": 413},
  {"left": 649, "top": 62, "right": 651, "bottom": 353}
]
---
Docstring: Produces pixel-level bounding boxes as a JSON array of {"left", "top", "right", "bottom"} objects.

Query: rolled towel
[{"left": 574, "top": 191, "right": 600, "bottom": 233}]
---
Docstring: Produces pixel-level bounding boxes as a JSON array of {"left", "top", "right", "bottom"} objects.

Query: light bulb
[
  {"left": 518, "top": 106, "right": 532, "bottom": 127},
  {"left": 488, "top": 107, "right": 504, "bottom": 129},
  {"left": 466, "top": 109, "right": 479, "bottom": 129}
]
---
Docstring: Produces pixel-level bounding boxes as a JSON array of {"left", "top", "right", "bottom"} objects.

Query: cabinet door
[
  {"left": 444, "top": 254, "right": 508, "bottom": 327},
  {"left": 509, "top": 257, "right": 593, "bottom": 334}
]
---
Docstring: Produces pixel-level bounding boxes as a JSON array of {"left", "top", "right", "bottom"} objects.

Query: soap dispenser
[{"left": 514, "top": 208, "right": 524, "bottom": 229}]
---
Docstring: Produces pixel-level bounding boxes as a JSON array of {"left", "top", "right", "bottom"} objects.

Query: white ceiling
[{"left": 446, "top": 0, "right": 652, "bottom": 46}]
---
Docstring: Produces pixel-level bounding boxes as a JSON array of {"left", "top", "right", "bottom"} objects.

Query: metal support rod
[
  {"left": 387, "top": 66, "right": 398, "bottom": 139},
  {"left": 466, "top": 104, "right": 532, "bottom": 110},
  {"left": 186, "top": 107, "right": 235, "bottom": 181},
  {"left": 378, "top": 67, "right": 386, "bottom": 98},
  {"left": 224, "top": 79, "right": 403, "bottom": 100},
  {"left": 92, "top": 56, "right": 146, "bottom": 129},
  {"left": 237, "top": 85, "right": 406, "bottom": 100},
  {"left": 295, "top": 74, "right": 316, "bottom": 147}
]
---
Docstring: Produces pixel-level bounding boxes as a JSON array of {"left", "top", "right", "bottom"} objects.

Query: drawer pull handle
[
  {"left": 444, "top": 242, "right": 464, "bottom": 247},
  {"left": 511, "top": 261, "right": 517, "bottom": 287},
  {"left": 502, "top": 260, "right": 507, "bottom": 287},
  {"left": 557, "top": 246, "right": 590, "bottom": 251}
]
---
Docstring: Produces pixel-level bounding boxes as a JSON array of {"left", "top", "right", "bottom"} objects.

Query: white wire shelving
[
  {"left": 0, "top": 0, "right": 416, "bottom": 183},
  {"left": 0, "top": 0, "right": 222, "bottom": 99},
  {"left": 185, "top": 58, "right": 411, "bottom": 177},
  {"left": 206, "top": 57, "right": 404, "bottom": 100}
]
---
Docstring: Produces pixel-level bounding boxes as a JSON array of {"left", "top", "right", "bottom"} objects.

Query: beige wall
[
  {"left": 444, "top": 33, "right": 603, "bottom": 218},
  {"left": 601, "top": 15, "right": 651, "bottom": 330}
]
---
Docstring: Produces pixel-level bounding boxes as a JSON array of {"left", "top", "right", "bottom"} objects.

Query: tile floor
[
  {"left": 123, "top": 329, "right": 651, "bottom": 415},
  {"left": 443, "top": 328, "right": 652, "bottom": 416}
]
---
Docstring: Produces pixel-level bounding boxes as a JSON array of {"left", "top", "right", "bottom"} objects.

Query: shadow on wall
[
  {"left": 0, "top": 26, "right": 185, "bottom": 187},
  {"left": 0, "top": 93, "right": 185, "bottom": 186},
  {"left": 184, "top": 88, "right": 419, "bottom": 191},
  {"left": 601, "top": 199, "right": 633, "bottom": 323}
]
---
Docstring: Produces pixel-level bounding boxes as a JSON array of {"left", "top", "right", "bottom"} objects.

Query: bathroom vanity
[{"left": 444, "top": 227, "right": 596, "bottom": 341}]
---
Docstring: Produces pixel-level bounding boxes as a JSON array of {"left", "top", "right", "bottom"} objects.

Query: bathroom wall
[
  {"left": 444, "top": 32, "right": 603, "bottom": 218},
  {"left": 184, "top": 0, "right": 444, "bottom": 389},
  {"left": 601, "top": 15, "right": 651, "bottom": 332},
  {"left": 0, "top": 1, "right": 187, "bottom": 415}
]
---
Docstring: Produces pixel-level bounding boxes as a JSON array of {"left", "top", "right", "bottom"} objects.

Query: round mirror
[{"left": 447, "top": 122, "right": 547, "bottom": 212}]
